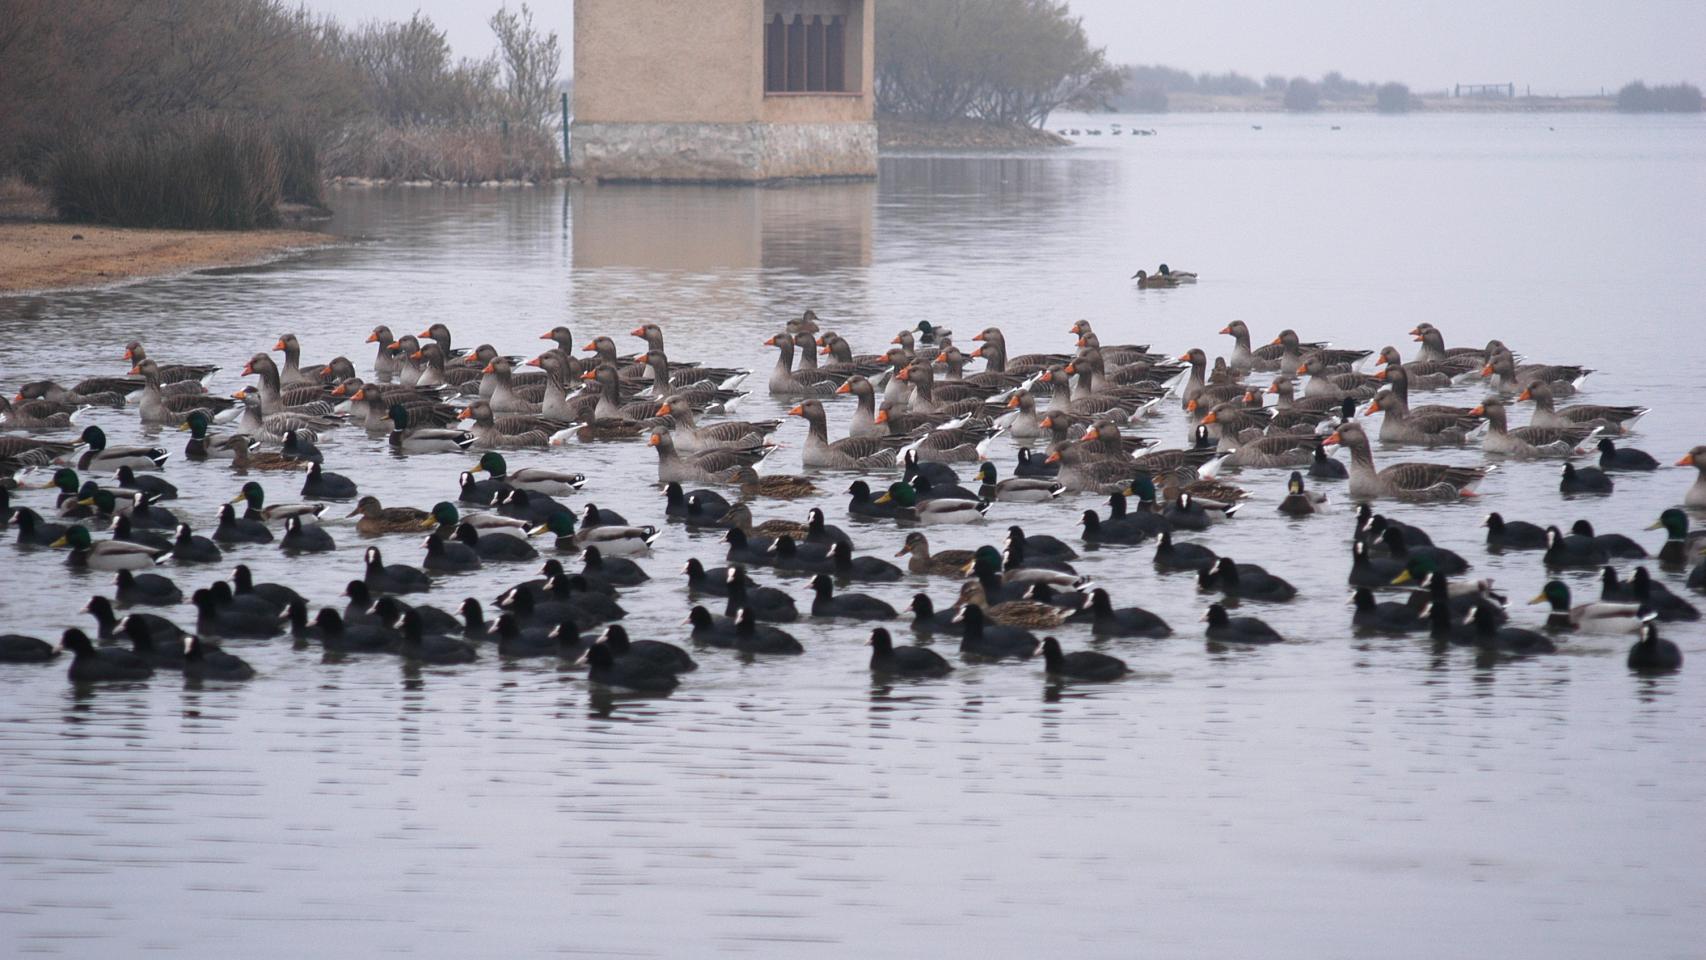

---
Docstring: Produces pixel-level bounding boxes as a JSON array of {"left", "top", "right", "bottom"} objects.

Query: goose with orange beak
[{"left": 1679, "top": 446, "right": 1706, "bottom": 509}]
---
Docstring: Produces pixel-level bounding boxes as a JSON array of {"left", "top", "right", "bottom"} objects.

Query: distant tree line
[
  {"left": 875, "top": 0, "right": 1122, "bottom": 129},
  {"left": 1108, "top": 65, "right": 1414, "bottom": 113},
  {"left": 0, "top": 0, "right": 562, "bottom": 227},
  {"left": 1616, "top": 82, "right": 1703, "bottom": 112}
]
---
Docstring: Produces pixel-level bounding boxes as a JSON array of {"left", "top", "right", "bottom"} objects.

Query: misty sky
[{"left": 303, "top": 1, "right": 1704, "bottom": 94}]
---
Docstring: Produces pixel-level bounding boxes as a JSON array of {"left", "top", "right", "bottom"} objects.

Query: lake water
[{"left": 2, "top": 111, "right": 1703, "bottom": 958}]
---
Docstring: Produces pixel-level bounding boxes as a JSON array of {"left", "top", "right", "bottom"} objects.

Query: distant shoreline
[{"left": 1104, "top": 92, "right": 1621, "bottom": 115}]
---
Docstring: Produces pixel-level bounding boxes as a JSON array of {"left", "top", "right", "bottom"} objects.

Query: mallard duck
[
  {"left": 471, "top": 451, "right": 586, "bottom": 495},
  {"left": 179, "top": 410, "right": 241, "bottom": 461},
  {"left": 1277, "top": 471, "right": 1327, "bottom": 516},
  {"left": 529, "top": 511, "right": 660, "bottom": 556},
  {"left": 344, "top": 496, "right": 430, "bottom": 536},
  {"left": 384, "top": 404, "right": 473, "bottom": 454},
  {"left": 956, "top": 578, "right": 1074, "bottom": 628},
  {"left": 422, "top": 501, "right": 530, "bottom": 540},
  {"left": 1650, "top": 509, "right": 1706, "bottom": 571},
  {"left": 876, "top": 481, "right": 988, "bottom": 524},
  {"left": 231, "top": 481, "right": 326, "bottom": 524},
  {"left": 974, "top": 462, "right": 1062, "bottom": 502},
  {"left": 1131, "top": 269, "right": 1179, "bottom": 289},
  {"left": 76, "top": 426, "right": 167, "bottom": 472},
  {"left": 1530, "top": 581, "right": 1642, "bottom": 634},
  {"left": 53, "top": 525, "right": 165, "bottom": 570},
  {"left": 732, "top": 468, "right": 818, "bottom": 499},
  {"left": 893, "top": 531, "right": 976, "bottom": 576}
]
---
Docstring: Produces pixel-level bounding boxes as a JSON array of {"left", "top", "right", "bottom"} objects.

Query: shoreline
[{"left": 0, "top": 221, "right": 338, "bottom": 296}]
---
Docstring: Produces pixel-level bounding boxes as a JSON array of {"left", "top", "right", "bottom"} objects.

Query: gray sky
[{"left": 304, "top": 1, "right": 1703, "bottom": 95}]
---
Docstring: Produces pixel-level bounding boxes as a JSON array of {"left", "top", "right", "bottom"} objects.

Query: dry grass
[{"left": 324, "top": 122, "right": 560, "bottom": 183}]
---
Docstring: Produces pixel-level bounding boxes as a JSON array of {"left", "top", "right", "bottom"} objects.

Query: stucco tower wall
[{"left": 571, "top": 0, "right": 876, "bottom": 182}]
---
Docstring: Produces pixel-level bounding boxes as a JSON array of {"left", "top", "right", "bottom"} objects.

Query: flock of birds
[{"left": 2, "top": 304, "right": 1703, "bottom": 692}]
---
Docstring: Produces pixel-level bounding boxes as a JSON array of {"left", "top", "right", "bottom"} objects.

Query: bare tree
[{"left": 489, "top": 4, "right": 562, "bottom": 129}]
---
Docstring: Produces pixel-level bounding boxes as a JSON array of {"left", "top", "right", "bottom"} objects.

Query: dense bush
[
  {"left": 1283, "top": 78, "right": 1321, "bottom": 111},
  {"left": 48, "top": 119, "right": 283, "bottom": 229},
  {"left": 876, "top": 0, "right": 1122, "bottom": 128},
  {"left": 1616, "top": 82, "right": 1703, "bottom": 112},
  {"left": 0, "top": 0, "right": 564, "bottom": 225},
  {"left": 1375, "top": 83, "right": 1412, "bottom": 113},
  {"left": 323, "top": 123, "right": 561, "bottom": 183}
]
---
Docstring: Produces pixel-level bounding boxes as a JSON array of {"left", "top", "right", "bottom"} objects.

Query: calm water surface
[{"left": 2, "top": 112, "right": 1704, "bottom": 958}]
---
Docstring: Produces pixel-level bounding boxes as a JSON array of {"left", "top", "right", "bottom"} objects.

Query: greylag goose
[
  {"left": 1678, "top": 446, "right": 1706, "bottom": 508},
  {"left": 16, "top": 379, "right": 129, "bottom": 408},
  {"left": 1480, "top": 347, "right": 1591, "bottom": 396},
  {"left": 969, "top": 327, "right": 1064, "bottom": 375},
  {"left": 764, "top": 333, "right": 843, "bottom": 397},
  {"left": 1471, "top": 396, "right": 1597, "bottom": 458},
  {"left": 648, "top": 431, "right": 771, "bottom": 484},
  {"left": 1408, "top": 323, "right": 1489, "bottom": 365},
  {"left": 895, "top": 361, "right": 987, "bottom": 415},
  {"left": 1372, "top": 348, "right": 1475, "bottom": 387},
  {"left": 1364, "top": 388, "right": 1482, "bottom": 447},
  {"left": 242, "top": 353, "right": 335, "bottom": 416},
  {"left": 1295, "top": 354, "right": 1379, "bottom": 401},
  {"left": 122, "top": 342, "right": 215, "bottom": 385},
  {"left": 934, "top": 346, "right": 1028, "bottom": 393},
  {"left": 1221, "top": 320, "right": 1285, "bottom": 373},
  {"left": 458, "top": 400, "right": 568, "bottom": 448},
  {"left": 273, "top": 333, "right": 325, "bottom": 385},
  {"left": 1517, "top": 381, "right": 1647, "bottom": 435},
  {"left": 366, "top": 325, "right": 403, "bottom": 381},
  {"left": 789, "top": 399, "right": 909, "bottom": 469},
  {"left": 1324, "top": 421, "right": 1488, "bottom": 502},
  {"left": 125, "top": 359, "right": 233, "bottom": 425},
  {"left": 1275, "top": 330, "right": 1368, "bottom": 375},
  {"left": 656, "top": 396, "right": 778, "bottom": 451},
  {"left": 1371, "top": 364, "right": 1478, "bottom": 419},
  {"left": 0, "top": 395, "right": 76, "bottom": 429}
]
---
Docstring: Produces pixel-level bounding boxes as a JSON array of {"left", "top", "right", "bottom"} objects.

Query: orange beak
[
  {"left": 539, "top": 332, "right": 554, "bottom": 340},
  {"left": 461, "top": 354, "right": 480, "bottom": 365},
  {"left": 1038, "top": 415, "right": 1054, "bottom": 429},
  {"left": 410, "top": 350, "right": 424, "bottom": 360},
  {"left": 1407, "top": 327, "right": 1420, "bottom": 336},
  {"left": 1375, "top": 354, "right": 1389, "bottom": 366},
  {"left": 320, "top": 364, "right": 334, "bottom": 376},
  {"left": 1479, "top": 364, "right": 1495, "bottom": 377},
  {"left": 1242, "top": 391, "right": 1258, "bottom": 403},
  {"left": 763, "top": 336, "right": 777, "bottom": 346},
  {"left": 1176, "top": 352, "right": 1192, "bottom": 362},
  {"left": 272, "top": 339, "right": 288, "bottom": 351},
  {"left": 1270, "top": 336, "right": 1283, "bottom": 346},
  {"left": 934, "top": 352, "right": 949, "bottom": 363},
  {"left": 1218, "top": 325, "right": 1231, "bottom": 335},
  {"left": 1469, "top": 404, "right": 1486, "bottom": 416},
  {"left": 240, "top": 360, "right": 254, "bottom": 376},
  {"left": 1201, "top": 411, "right": 1218, "bottom": 424},
  {"left": 331, "top": 384, "right": 347, "bottom": 397},
  {"left": 1676, "top": 453, "right": 1695, "bottom": 467},
  {"left": 889, "top": 335, "right": 903, "bottom": 345},
  {"left": 630, "top": 326, "right": 646, "bottom": 338},
  {"left": 1362, "top": 402, "right": 1379, "bottom": 416},
  {"left": 229, "top": 389, "right": 245, "bottom": 399},
  {"left": 1045, "top": 451, "right": 1062, "bottom": 464},
  {"left": 1265, "top": 383, "right": 1279, "bottom": 394},
  {"left": 647, "top": 433, "right": 662, "bottom": 447},
  {"left": 1517, "top": 387, "right": 1533, "bottom": 401},
  {"left": 835, "top": 381, "right": 851, "bottom": 394},
  {"left": 1081, "top": 427, "right": 1100, "bottom": 442},
  {"left": 1186, "top": 399, "right": 1197, "bottom": 412},
  {"left": 580, "top": 370, "right": 597, "bottom": 381},
  {"left": 1374, "top": 369, "right": 1389, "bottom": 381},
  {"left": 1005, "top": 394, "right": 1021, "bottom": 409},
  {"left": 874, "top": 410, "right": 889, "bottom": 424},
  {"left": 1063, "top": 362, "right": 1077, "bottom": 375},
  {"left": 814, "top": 337, "right": 826, "bottom": 346},
  {"left": 787, "top": 404, "right": 805, "bottom": 417},
  {"left": 351, "top": 388, "right": 367, "bottom": 401},
  {"left": 820, "top": 345, "right": 832, "bottom": 355},
  {"left": 895, "top": 367, "right": 912, "bottom": 382},
  {"left": 481, "top": 361, "right": 496, "bottom": 374},
  {"left": 970, "top": 346, "right": 984, "bottom": 358},
  {"left": 580, "top": 341, "right": 597, "bottom": 352},
  {"left": 417, "top": 329, "right": 432, "bottom": 338},
  {"left": 457, "top": 408, "right": 473, "bottom": 420},
  {"left": 635, "top": 353, "right": 649, "bottom": 364},
  {"left": 365, "top": 332, "right": 379, "bottom": 343},
  {"left": 971, "top": 332, "right": 986, "bottom": 342},
  {"left": 1037, "top": 370, "right": 1053, "bottom": 383},
  {"left": 524, "top": 357, "right": 542, "bottom": 367},
  {"left": 1410, "top": 333, "right": 1424, "bottom": 342},
  {"left": 386, "top": 341, "right": 402, "bottom": 351},
  {"left": 1323, "top": 432, "right": 1342, "bottom": 447},
  {"left": 1295, "top": 364, "right": 1310, "bottom": 375},
  {"left": 656, "top": 402, "right": 672, "bottom": 416},
  {"left": 122, "top": 347, "right": 135, "bottom": 361}
]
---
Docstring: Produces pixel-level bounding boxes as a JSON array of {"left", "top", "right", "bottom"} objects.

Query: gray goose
[
  {"left": 1275, "top": 330, "right": 1368, "bottom": 375},
  {"left": 1295, "top": 354, "right": 1379, "bottom": 400},
  {"left": 764, "top": 332, "right": 843, "bottom": 397},
  {"left": 1408, "top": 323, "right": 1489, "bottom": 365},
  {"left": 130, "top": 359, "right": 234, "bottom": 424},
  {"left": 243, "top": 353, "right": 335, "bottom": 416},
  {"left": 1364, "top": 388, "right": 1481, "bottom": 447},
  {"left": 367, "top": 325, "right": 403, "bottom": 382},
  {"left": 1373, "top": 347, "right": 1475, "bottom": 387},
  {"left": 648, "top": 430, "right": 772, "bottom": 484},
  {"left": 0, "top": 395, "right": 75, "bottom": 429},
  {"left": 1176, "top": 348, "right": 1243, "bottom": 412},
  {"left": 458, "top": 399, "right": 568, "bottom": 449},
  {"left": 273, "top": 333, "right": 325, "bottom": 385},
  {"left": 1324, "top": 421, "right": 1488, "bottom": 503},
  {"left": 1219, "top": 320, "right": 1295, "bottom": 372},
  {"left": 1480, "top": 347, "right": 1591, "bottom": 396},
  {"left": 658, "top": 395, "right": 779, "bottom": 452},
  {"left": 1371, "top": 364, "right": 1478, "bottom": 419},
  {"left": 1472, "top": 395, "right": 1597, "bottom": 459},
  {"left": 480, "top": 356, "right": 543, "bottom": 414},
  {"left": 789, "top": 399, "right": 909, "bottom": 469},
  {"left": 968, "top": 327, "right": 1063, "bottom": 375},
  {"left": 122, "top": 342, "right": 216, "bottom": 385},
  {"left": 1518, "top": 381, "right": 1648, "bottom": 435},
  {"left": 1677, "top": 446, "right": 1706, "bottom": 509},
  {"left": 934, "top": 345, "right": 1028, "bottom": 393}
]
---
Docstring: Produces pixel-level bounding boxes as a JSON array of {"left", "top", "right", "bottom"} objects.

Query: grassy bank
[{"left": 878, "top": 116, "right": 1069, "bottom": 150}]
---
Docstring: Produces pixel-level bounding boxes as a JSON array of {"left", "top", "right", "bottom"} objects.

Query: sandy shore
[{"left": 0, "top": 222, "right": 336, "bottom": 295}]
